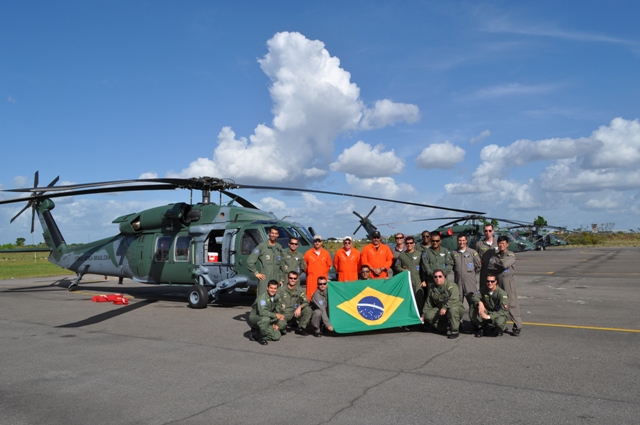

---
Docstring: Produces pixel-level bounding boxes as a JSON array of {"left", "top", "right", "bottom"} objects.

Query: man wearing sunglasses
[
  {"left": 277, "top": 271, "right": 312, "bottom": 336},
  {"left": 476, "top": 224, "right": 498, "bottom": 291},
  {"left": 303, "top": 235, "right": 332, "bottom": 300},
  {"left": 470, "top": 274, "right": 508, "bottom": 337},
  {"left": 485, "top": 235, "right": 522, "bottom": 336},
  {"left": 282, "top": 237, "right": 306, "bottom": 277},
  {"left": 310, "top": 276, "right": 334, "bottom": 337},
  {"left": 334, "top": 236, "right": 361, "bottom": 282},
  {"left": 361, "top": 231, "right": 394, "bottom": 279},
  {"left": 416, "top": 230, "right": 431, "bottom": 253},
  {"left": 396, "top": 236, "right": 427, "bottom": 310},
  {"left": 420, "top": 233, "right": 453, "bottom": 286},
  {"left": 422, "top": 270, "right": 465, "bottom": 339}
]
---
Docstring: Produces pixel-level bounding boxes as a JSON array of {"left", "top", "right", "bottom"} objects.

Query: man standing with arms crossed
[
  {"left": 361, "top": 231, "right": 394, "bottom": 279},
  {"left": 247, "top": 226, "right": 284, "bottom": 296}
]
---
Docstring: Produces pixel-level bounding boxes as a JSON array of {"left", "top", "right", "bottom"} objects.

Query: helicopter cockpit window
[
  {"left": 175, "top": 236, "right": 191, "bottom": 262},
  {"left": 240, "top": 229, "right": 263, "bottom": 255},
  {"left": 264, "top": 226, "right": 291, "bottom": 248},
  {"left": 154, "top": 236, "right": 172, "bottom": 262},
  {"left": 285, "top": 226, "right": 310, "bottom": 246}
]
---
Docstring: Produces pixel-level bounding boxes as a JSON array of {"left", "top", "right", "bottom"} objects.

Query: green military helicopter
[
  {"left": 1, "top": 172, "right": 484, "bottom": 308},
  {"left": 372, "top": 214, "right": 537, "bottom": 252}
]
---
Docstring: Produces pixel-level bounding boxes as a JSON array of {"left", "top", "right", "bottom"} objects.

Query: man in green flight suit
[
  {"left": 396, "top": 236, "right": 427, "bottom": 311},
  {"left": 422, "top": 270, "right": 465, "bottom": 339},
  {"left": 248, "top": 280, "right": 285, "bottom": 345},
  {"left": 277, "top": 271, "right": 312, "bottom": 336},
  {"left": 470, "top": 274, "right": 509, "bottom": 337},
  {"left": 420, "top": 234, "right": 454, "bottom": 285},
  {"left": 485, "top": 235, "right": 522, "bottom": 336},
  {"left": 247, "top": 225, "right": 284, "bottom": 296},
  {"left": 281, "top": 237, "right": 307, "bottom": 278}
]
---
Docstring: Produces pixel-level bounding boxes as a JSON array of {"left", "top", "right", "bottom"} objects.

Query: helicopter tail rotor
[
  {"left": 352, "top": 205, "right": 377, "bottom": 235},
  {"left": 9, "top": 171, "right": 60, "bottom": 233}
]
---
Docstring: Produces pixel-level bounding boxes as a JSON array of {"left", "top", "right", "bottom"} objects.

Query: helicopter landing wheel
[{"left": 188, "top": 284, "right": 209, "bottom": 309}]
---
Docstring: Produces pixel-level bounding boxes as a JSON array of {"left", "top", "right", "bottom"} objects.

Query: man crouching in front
[
  {"left": 421, "top": 269, "right": 465, "bottom": 339},
  {"left": 249, "top": 280, "right": 285, "bottom": 345}
]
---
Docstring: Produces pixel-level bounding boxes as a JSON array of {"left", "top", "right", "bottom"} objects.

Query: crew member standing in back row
[
  {"left": 360, "top": 231, "right": 394, "bottom": 279},
  {"left": 334, "top": 236, "right": 361, "bottom": 282},
  {"left": 476, "top": 224, "right": 498, "bottom": 292},
  {"left": 303, "top": 235, "right": 332, "bottom": 300},
  {"left": 247, "top": 226, "right": 284, "bottom": 296}
]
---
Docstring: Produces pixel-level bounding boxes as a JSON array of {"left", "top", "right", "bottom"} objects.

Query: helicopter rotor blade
[
  {"left": 10, "top": 202, "right": 32, "bottom": 223},
  {"left": 30, "top": 207, "right": 35, "bottom": 234},
  {"left": 364, "top": 205, "right": 376, "bottom": 219}
]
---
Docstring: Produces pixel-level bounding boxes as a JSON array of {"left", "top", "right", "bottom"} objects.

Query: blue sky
[{"left": 2, "top": 1, "right": 640, "bottom": 244}]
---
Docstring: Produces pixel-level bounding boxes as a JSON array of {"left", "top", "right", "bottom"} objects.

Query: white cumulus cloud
[
  {"left": 175, "top": 31, "right": 418, "bottom": 183},
  {"left": 330, "top": 141, "right": 404, "bottom": 178},
  {"left": 470, "top": 130, "right": 491, "bottom": 145},
  {"left": 415, "top": 141, "right": 465, "bottom": 170},
  {"left": 345, "top": 174, "right": 416, "bottom": 199}
]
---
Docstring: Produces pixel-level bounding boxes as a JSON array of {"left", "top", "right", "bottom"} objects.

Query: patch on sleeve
[
  {"left": 254, "top": 249, "right": 260, "bottom": 254},
  {"left": 260, "top": 300, "right": 267, "bottom": 306},
  {"left": 319, "top": 300, "right": 324, "bottom": 305}
]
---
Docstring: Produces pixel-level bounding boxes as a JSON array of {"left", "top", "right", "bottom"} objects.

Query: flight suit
[
  {"left": 277, "top": 284, "right": 312, "bottom": 330},
  {"left": 420, "top": 247, "right": 454, "bottom": 284},
  {"left": 281, "top": 249, "right": 306, "bottom": 276},
  {"left": 475, "top": 239, "right": 497, "bottom": 291},
  {"left": 396, "top": 250, "right": 425, "bottom": 311},
  {"left": 248, "top": 291, "right": 282, "bottom": 341},
  {"left": 423, "top": 280, "right": 465, "bottom": 335},
  {"left": 247, "top": 241, "right": 284, "bottom": 295},
  {"left": 485, "top": 248, "right": 522, "bottom": 330},
  {"left": 303, "top": 248, "right": 332, "bottom": 300},
  {"left": 390, "top": 246, "right": 405, "bottom": 276},
  {"left": 360, "top": 243, "right": 394, "bottom": 279},
  {"left": 310, "top": 289, "right": 331, "bottom": 334},
  {"left": 470, "top": 286, "right": 509, "bottom": 332},
  {"left": 333, "top": 247, "right": 361, "bottom": 282},
  {"left": 451, "top": 248, "right": 481, "bottom": 303}
]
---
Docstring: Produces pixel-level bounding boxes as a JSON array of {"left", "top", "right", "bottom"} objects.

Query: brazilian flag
[{"left": 327, "top": 271, "right": 422, "bottom": 333}]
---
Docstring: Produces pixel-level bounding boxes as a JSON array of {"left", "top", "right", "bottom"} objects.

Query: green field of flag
[{"left": 327, "top": 271, "right": 422, "bottom": 334}]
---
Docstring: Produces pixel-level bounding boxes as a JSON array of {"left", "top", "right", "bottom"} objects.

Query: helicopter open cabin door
[{"left": 201, "top": 229, "right": 236, "bottom": 284}]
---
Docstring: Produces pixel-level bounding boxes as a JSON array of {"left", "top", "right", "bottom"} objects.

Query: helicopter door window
[
  {"left": 154, "top": 236, "right": 172, "bottom": 262},
  {"left": 240, "top": 229, "right": 263, "bottom": 255},
  {"left": 175, "top": 236, "right": 191, "bottom": 262},
  {"left": 287, "top": 227, "right": 310, "bottom": 246}
]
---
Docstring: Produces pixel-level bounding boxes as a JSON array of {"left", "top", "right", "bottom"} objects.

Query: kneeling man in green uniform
[
  {"left": 422, "top": 269, "right": 465, "bottom": 339},
  {"left": 277, "top": 271, "right": 313, "bottom": 336},
  {"left": 249, "top": 280, "right": 285, "bottom": 345},
  {"left": 470, "top": 274, "right": 509, "bottom": 337}
]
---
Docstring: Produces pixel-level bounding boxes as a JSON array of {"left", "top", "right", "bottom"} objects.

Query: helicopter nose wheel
[{"left": 188, "top": 284, "right": 209, "bottom": 309}]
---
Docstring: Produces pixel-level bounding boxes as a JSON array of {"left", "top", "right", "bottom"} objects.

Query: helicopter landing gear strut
[{"left": 68, "top": 273, "right": 84, "bottom": 291}]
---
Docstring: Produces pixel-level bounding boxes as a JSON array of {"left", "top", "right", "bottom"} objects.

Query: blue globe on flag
[{"left": 357, "top": 296, "right": 385, "bottom": 321}]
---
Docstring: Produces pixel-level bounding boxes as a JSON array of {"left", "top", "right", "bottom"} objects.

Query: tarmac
[{"left": 1, "top": 246, "right": 639, "bottom": 424}]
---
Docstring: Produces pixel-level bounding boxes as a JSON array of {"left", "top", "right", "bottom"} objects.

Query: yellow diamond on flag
[{"left": 336, "top": 286, "right": 405, "bottom": 326}]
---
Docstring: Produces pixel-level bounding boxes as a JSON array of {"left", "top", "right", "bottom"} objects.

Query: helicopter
[
  {"left": 1, "top": 172, "right": 485, "bottom": 309},
  {"left": 505, "top": 225, "right": 570, "bottom": 250},
  {"left": 359, "top": 214, "right": 538, "bottom": 252}
]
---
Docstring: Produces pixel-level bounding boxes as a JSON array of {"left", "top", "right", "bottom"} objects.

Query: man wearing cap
[
  {"left": 277, "top": 271, "right": 312, "bottom": 336},
  {"left": 334, "top": 236, "right": 361, "bottom": 282},
  {"left": 422, "top": 269, "right": 465, "bottom": 339},
  {"left": 303, "top": 235, "right": 332, "bottom": 300},
  {"left": 310, "top": 276, "right": 334, "bottom": 337},
  {"left": 281, "top": 237, "right": 307, "bottom": 278},
  {"left": 476, "top": 224, "right": 498, "bottom": 291},
  {"left": 396, "top": 236, "right": 427, "bottom": 310},
  {"left": 360, "top": 231, "right": 394, "bottom": 279},
  {"left": 247, "top": 225, "right": 284, "bottom": 295},
  {"left": 390, "top": 233, "right": 406, "bottom": 276}
]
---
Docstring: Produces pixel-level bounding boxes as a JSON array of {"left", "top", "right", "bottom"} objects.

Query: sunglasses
[
  {"left": 344, "top": 240, "right": 352, "bottom": 244},
  {"left": 484, "top": 230, "right": 493, "bottom": 233},
  {"left": 486, "top": 280, "right": 497, "bottom": 283},
  {"left": 361, "top": 270, "right": 371, "bottom": 273},
  {"left": 431, "top": 239, "right": 441, "bottom": 243},
  {"left": 318, "top": 283, "right": 327, "bottom": 286},
  {"left": 406, "top": 242, "right": 415, "bottom": 245},
  {"left": 314, "top": 239, "right": 322, "bottom": 243},
  {"left": 395, "top": 237, "right": 404, "bottom": 240},
  {"left": 288, "top": 277, "right": 298, "bottom": 280},
  {"left": 372, "top": 236, "right": 381, "bottom": 239},
  {"left": 434, "top": 275, "right": 444, "bottom": 279},
  {"left": 289, "top": 242, "right": 298, "bottom": 245}
]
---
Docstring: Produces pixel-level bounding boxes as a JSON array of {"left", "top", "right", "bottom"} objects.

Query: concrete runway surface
[{"left": 1, "top": 247, "right": 639, "bottom": 424}]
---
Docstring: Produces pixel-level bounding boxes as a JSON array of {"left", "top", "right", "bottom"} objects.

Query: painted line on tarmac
[{"left": 518, "top": 321, "right": 640, "bottom": 333}]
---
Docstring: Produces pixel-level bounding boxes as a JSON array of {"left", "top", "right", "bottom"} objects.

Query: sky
[{"left": 2, "top": 1, "right": 640, "bottom": 244}]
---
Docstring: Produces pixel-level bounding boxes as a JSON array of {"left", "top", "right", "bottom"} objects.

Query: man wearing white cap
[
  {"left": 334, "top": 236, "right": 361, "bottom": 282},
  {"left": 303, "top": 235, "right": 332, "bottom": 300}
]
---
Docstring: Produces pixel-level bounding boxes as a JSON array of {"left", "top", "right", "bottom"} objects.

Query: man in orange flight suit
[
  {"left": 334, "top": 236, "right": 361, "bottom": 282},
  {"left": 360, "top": 231, "right": 394, "bottom": 279},
  {"left": 303, "top": 235, "right": 332, "bottom": 299}
]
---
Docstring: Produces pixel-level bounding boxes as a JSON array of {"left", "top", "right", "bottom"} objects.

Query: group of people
[{"left": 245, "top": 225, "right": 522, "bottom": 345}]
